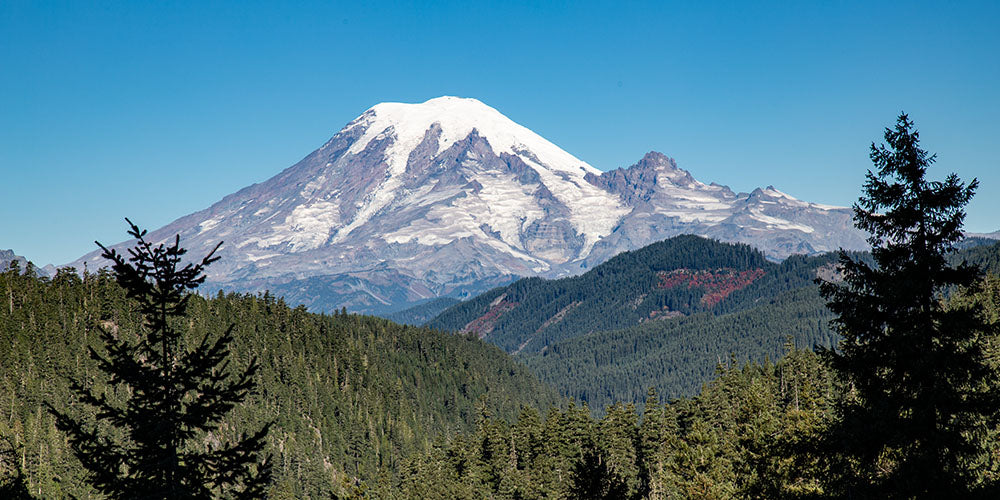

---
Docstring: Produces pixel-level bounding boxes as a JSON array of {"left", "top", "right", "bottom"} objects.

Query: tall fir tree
[
  {"left": 47, "top": 220, "right": 272, "bottom": 499},
  {"left": 818, "top": 114, "right": 1000, "bottom": 497}
]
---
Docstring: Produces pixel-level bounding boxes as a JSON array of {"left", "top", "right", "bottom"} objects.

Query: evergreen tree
[
  {"left": 47, "top": 220, "right": 272, "bottom": 499},
  {"left": 818, "top": 114, "right": 1000, "bottom": 496}
]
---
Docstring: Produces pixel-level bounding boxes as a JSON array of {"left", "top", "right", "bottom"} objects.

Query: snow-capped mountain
[
  {"left": 579, "top": 152, "right": 866, "bottom": 270},
  {"left": 69, "top": 96, "right": 867, "bottom": 314}
]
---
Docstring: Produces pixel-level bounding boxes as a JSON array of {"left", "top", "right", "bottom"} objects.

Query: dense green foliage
[
  {"left": 3, "top": 238, "right": 999, "bottom": 498},
  {"left": 952, "top": 239, "right": 1000, "bottom": 272},
  {"left": 524, "top": 240, "right": 1000, "bottom": 412},
  {"left": 389, "top": 346, "right": 839, "bottom": 499},
  {"left": 818, "top": 114, "right": 1000, "bottom": 497},
  {"left": 525, "top": 286, "right": 837, "bottom": 409},
  {"left": 0, "top": 263, "right": 560, "bottom": 498},
  {"left": 383, "top": 272, "right": 1000, "bottom": 498},
  {"left": 429, "top": 236, "right": 773, "bottom": 353}
]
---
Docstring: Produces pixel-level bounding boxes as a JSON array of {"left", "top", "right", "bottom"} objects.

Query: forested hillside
[
  {"left": 380, "top": 271, "right": 1000, "bottom": 498},
  {"left": 428, "top": 236, "right": 774, "bottom": 353},
  {"left": 3, "top": 233, "right": 997, "bottom": 497},
  {"left": 3, "top": 240, "right": 998, "bottom": 497},
  {"left": 385, "top": 297, "right": 461, "bottom": 326},
  {"left": 524, "top": 286, "right": 835, "bottom": 409},
  {"left": 0, "top": 263, "right": 560, "bottom": 498},
  {"left": 522, "top": 241, "right": 1000, "bottom": 410},
  {"left": 951, "top": 239, "right": 1000, "bottom": 272},
  {"left": 389, "top": 346, "right": 840, "bottom": 499}
]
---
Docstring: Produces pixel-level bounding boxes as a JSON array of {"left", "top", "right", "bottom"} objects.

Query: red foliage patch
[
  {"left": 656, "top": 268, "right": 766, "bottom": 307},
  {"left": 461, "top": 300, "right": 518, "bottom": 338}
]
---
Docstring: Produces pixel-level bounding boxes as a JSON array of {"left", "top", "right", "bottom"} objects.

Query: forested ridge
[
  {"left": 428, "top": 236, "right": 774, "bottom": 353},
  {"left": 524, "top": 286, "right": 836, "bottom": 409},
  {"left": 0, "top": 264, "right": 560, "bottom": 498},
  {"left": 384, "top": 263, "right": 1000, "bottom": 499},
  {"left": 441, "top": 239, "right": 1000, "bottom": 411},
  {"left": 523, "top": 240, "right": 1000, "bottom": 410}
]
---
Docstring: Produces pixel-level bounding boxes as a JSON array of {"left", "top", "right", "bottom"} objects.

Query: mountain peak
[
  {"left": 347, "top": 96, "right": 601, "bottom": 177},
  {"left": 385, "top": 95, "right": 488, "bottom": 109},
  {"left": 633, "top": 150, "right": 698, "bottom": 187},
  {"left": 367, "top": 96, "right": 496, "bottom": 122},
  {"left": 639, "top": 150, "right": 676, "bottom": 165}
]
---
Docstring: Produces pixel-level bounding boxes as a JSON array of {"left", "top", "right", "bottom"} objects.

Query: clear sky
[{"left": 2, "top": 0, "right": 998, "bottom": 266}]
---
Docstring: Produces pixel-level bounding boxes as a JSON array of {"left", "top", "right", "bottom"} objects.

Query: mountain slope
[
  {"left": 427, "top": 235, "right": 820, "bottom": 353},
  {"left": 69, "top": 97, "right": 867, "bottom": 314},
  {"left": 0, "top": 249, "right": 29, "bottom": 272},
  {"left": 385, "top": 296, "right": 462, "bottom": 326},
  {"left": 0, "top": 249, "right": 49, "bottom": 277},
  {"left": 580, "top": 152, "right": 865, "bottom": 268},
  {"left": 523, "top": 285, "right": 836, "bottom": 408},
  {"left": 520, "top": 240, "right": 1000, "bottom": 410},
  {"left": 0, "top": 267, "right": 561, "bottom": 497},
  {"left": 967, "top": 230, "right": 1000, "bottom": 240}
]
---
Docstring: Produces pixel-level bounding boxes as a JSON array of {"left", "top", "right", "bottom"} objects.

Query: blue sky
[{"left": 2, "top": 0, "right": 998, "bottom": 266}]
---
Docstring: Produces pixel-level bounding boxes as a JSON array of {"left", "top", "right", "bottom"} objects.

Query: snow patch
[
  {"left": 516, "top": 154, "right": 628, "bottom": 256},
  {"left": 383, "top": 170, "right": 545, "bottom": 251},
  {"left": 655, "top": 209, "right": 730, "bottom": 224},
  {"left": 246, "top": 253, "right": 280, "bottom": 262},
  {"left": 748, "top": 210, "right": 815, "bottom": 233},
  {"left": 251, "top": 201, "right": 341, "bottom": 251},
  {"left": 198, "top": 215, "right": 224, "bottom": 234},
  {"left": 763, "top": 187, "right": 843, "bottom": 211}
]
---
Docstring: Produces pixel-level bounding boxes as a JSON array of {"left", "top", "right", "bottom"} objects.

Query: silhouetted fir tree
[
  {"left": 46, "top": 220, "right": 272, "bottom": 499},
  {"left": 818, "top": 114, "right": 1000, "bottom": 497}
]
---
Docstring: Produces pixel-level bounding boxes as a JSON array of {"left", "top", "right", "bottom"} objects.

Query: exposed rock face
[
  {"left": 68, "top": 97, "right": 867, "bottom": 314},
  {"left": 0, "top": 249, "right": 48, "bottom": 276},
  {"left": 577, "top": 152, "right": 867, "bottom": 270}
]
